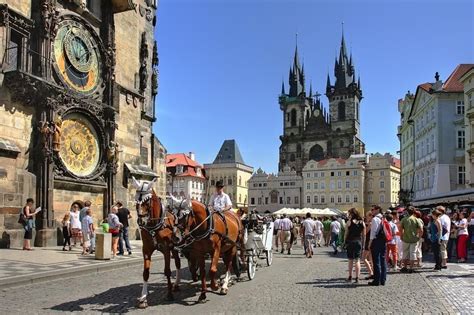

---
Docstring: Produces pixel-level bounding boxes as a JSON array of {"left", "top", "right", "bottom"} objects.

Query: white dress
[{"left": 70, "top": 211, "right": 81, "bottom": 230}]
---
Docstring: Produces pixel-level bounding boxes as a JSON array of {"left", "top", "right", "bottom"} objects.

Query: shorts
[
  {"left": 280, "top": 231, "right": 291, "bottom": 243},
  {"left": 440, "top": 240, "right": 448, "bottom": 259},
  {"left": 416, "top": 240, "right": 422, "bottom": 259},
  {"left": 71, "top": 228, "right": 82, "bottom": 238},
  {"left": 346, "top": 240, "right": 362, "bottom": 260},
  {"left": 83, "top": 233, "right": 91, "bottom": 247},
  {"left": 402, "top": 241, "right": 418, "bottom": 261}
]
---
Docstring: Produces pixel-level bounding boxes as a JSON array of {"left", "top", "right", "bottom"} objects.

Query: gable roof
[
  {"left": 166, "top": 153, "right": 201, "bottom": 168},
  {"left": 213, "top": 139, "right": 246, "bottom": 164},
  {"left": 442, "top": 64, "right": 474, "bottom": 92}
]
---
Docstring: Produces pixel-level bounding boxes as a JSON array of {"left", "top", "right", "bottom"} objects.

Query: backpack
[
  {"left": 376, "top": 218, "right": 393, "bottom": 243},
  {"left": 18, "top": 207, "right": 26, "bottom": 226}
]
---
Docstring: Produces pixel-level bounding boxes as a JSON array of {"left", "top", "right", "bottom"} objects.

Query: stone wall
[{"left": 2, "top": 0, "right": 31, "bottom": 18}]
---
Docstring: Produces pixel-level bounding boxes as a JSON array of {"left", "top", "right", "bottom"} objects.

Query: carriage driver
[{"left": 209, "top": 180, "right": 232, "bottom": 212}]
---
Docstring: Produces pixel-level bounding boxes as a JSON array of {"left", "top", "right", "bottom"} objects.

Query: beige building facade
[
  {"left": 365, "top": 153, "right": 401, "bottom": 211},
  {"left": 302, "top": 155, "right": 367, "bottom": 213},
  {"left": 204, "top": 140, "right": 253, "bottom": 209},
  {"left": 0, "top": 0, "right": 163, "bottom": 247}
]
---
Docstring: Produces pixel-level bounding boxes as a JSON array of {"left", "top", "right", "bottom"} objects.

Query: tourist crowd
[{"left": 271, "top": 205, "right": 474, "bottom": 286}]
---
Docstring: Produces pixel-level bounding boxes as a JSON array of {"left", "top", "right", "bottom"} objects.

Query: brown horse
[
  {"left": 173, "top": 199, "right": 244, "bottom": 303},
  {"left": 132, "top": 177, "right": 181, "bottom": 308}
]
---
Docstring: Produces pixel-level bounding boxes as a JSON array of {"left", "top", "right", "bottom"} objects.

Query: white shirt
[
  {"left": 274, "top": 218, "right": 281, "bottom": 230},
  {"left": 330, "top": 220, "right": 341, "bottom": 234},
  {"left": 279, "top": 218, "right": 293, "bottom": 231},
  {"left": 314, "top": 220, "right": 323, "bottom": 235},
  {"left": 456, "top": 219, "right": 468, "bottom": 236},
  {"left": 70, "top": 211, "right": 81, "bottom": 229},
  {"left": 209, "top": 192, "right": 232, "bottom": 212},
  {"left": 439, "top": 214, "right": 451, "bottom": 241},
  {"left": 370, "top": 214, "right": 382, "bottom": 240},
  {"left": 302, "top": 219, "right": 317, "bottom": 236}
]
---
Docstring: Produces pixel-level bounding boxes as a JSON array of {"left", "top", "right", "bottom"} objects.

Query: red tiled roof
[
  {"left": 166, "top": 153, "right": 202, "bottom": 168},
  {"left": 175, "top": 168, "right": 205, "bottom": 179},
  {"left": 418, "top": 82, "right": 432, "bottom": 92},
  {"left": 317, "top": 158, "right": 346, "bottom": 167},
  {"left": 391, "top": 157, "right": 401, "bottom": 169},
  {"left": 442, "top": 64, "right": 474, "bottom": 92}
]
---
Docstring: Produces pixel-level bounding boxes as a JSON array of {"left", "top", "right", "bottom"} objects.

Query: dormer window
[
  {"left": 196, "top": 167, "right": 202, "bottom": 176},
  {"left": 176, "top": 165, "right": 184, "bottom": 174}
]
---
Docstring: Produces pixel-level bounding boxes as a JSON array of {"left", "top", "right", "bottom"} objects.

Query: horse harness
[{"left": 137, "top": 198, "right": 176, "bottom": 250}]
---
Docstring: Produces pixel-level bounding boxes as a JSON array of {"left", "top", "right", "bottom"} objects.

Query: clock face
[
  {"left": 59, "top": 113, "right": 100, "bottom": 177},
  {"left": 53, "top": 19, "right": 102, "bottom": 94}
]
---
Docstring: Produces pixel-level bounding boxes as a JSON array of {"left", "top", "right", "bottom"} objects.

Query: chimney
[{"left": 189, "top": 152, "right": 195, "bottom": 161}]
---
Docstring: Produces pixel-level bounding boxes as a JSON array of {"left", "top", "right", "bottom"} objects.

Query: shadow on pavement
[
  {"left": 295, "top": 277, "right": 359, "bottom": 289},
  {"left": 425, "top": 273, "right": 474, "bottom": 279}
]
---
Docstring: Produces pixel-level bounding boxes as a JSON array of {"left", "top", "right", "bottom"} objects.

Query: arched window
[
  {"left": 338, "top": 102, "right": 346, "bottom": 121},
  {"left": 270, "top": 190, "right": 278, "bottom": 204},
  {"left": 309, "top": 144, "right": 324, "bottom": 161},
  {"left": 290, "top": 153, "right": 296, "bottom": 162},
  {"left": 239, "top": 176, "right": 242, "bottom": 186},
  {"left": 290, "top": 109, "right": 297, "bottom": 127}
]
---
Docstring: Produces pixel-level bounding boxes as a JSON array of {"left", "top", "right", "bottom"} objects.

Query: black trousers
[{"left": 431, "top": 240, "right": 441, "bottom": 268}]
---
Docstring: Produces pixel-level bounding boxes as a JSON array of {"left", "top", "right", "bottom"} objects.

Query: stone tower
[
  {"left": 326, "top": 32, "right": 365, "bottom": 158},
  {"left": 278, "top": 31, "right": 365, "bottom": 175}
]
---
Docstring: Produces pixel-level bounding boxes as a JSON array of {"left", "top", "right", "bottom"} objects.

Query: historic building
[
  {"left": 279, "top": 33, "right": 364, "bottom": 175},
  {"left": 204, "top": 140, "right": 253, "bottom": 209},
  {"left": 302, "top": 155, "right": 366, "bottom": 212},
  {"left": 399, "top": 65, "right": 474, "bottom": 206},
  {"left": 365, "top": 153, "right": 401, "bottom": 211},
  {"left": 248, "top": 166, "right": 302, "bottom": 213},
  {"left": 166, "top": 152, "right": 206, "bottom": 202},
  {"left": 0, "top": 0, "right": 163, "bottom": 247},
  {"left": 397, "top": 91, "right": 415, "bottom": 200},
  {"left": 460, "top": 66, "right": 474, "bottom": 188}
]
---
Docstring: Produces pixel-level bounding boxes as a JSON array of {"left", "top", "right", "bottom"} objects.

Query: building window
[
  {"left": 228, "top": 178, "right": 233, "bottom": 185},
  {"left": 345, "top": 195, "right": 350, "bottom": 203},
  {"left": 290, "top": 108, "right": 297, "bottom": 127},
  {"left": 457, "top": 130, "right": 465, "bottom": 149},
  {"left": 346, "top": 171, "right": 350, "bottom": 176},
  {"left": 280, "top": 182, "right": 283, "bottom": 186},
  {"left": 250, "top": 197, "right": 255, "bottom": 205},
  {"left": 337, "top": 195, "right": 342, "bottom": 203},
  {"left": 270, "top": 191, "right": 278, "bottom": 203},
  {"left": 287, "top": 197, "right": 291, "bottom": 204},
  {"left": 353, "top": 180, "right": 359, "bottom": 188},
  {"left": 321, "top": 172, "right": 325, "bottom": 177},
  {"left": 239, "top": 176, "right": 242, "bottom": 186},
  {"left": 239, "top": 194, "right": 242, "bottom": 203},
  {"left": 314, "top": 195, "right": 318, "bottom": 203},
  {"left": 458, "top": 166, "right": 466, "bottom": 185},
  {"left": 380, "top": 170, "right": 385, "bottom": 176},
  {"left": 306, "top": 195, "right": 311, "bottom": 203},
  {"left": 306, "top": 173, "right": 311, "bottom": 178},
  {"left": 321, "top": 182, "right": 325, "bottom": 189},
  {"left": 279, "top": 197, "right": 283, "bottom": 204},
  {"left": 337, "top": 180, "right": 342, "bottom": 189},
  {"left": 331, "top": 172, "right": 335, "bottom": 177},
  {"left": 353, "top": 194, "right": 358, "bottom": 203},
  {"left": 380, "top": 181, "right": 385, "bottom": 189},
  {"left": 337, "top": 171, "right": 342, "bottom": 177},
  {"left": 345, "top": 181, "right": 350, "bottom": 189},
  {"left": 265, "top": 197, "right": 268, "bottom": 204},
  {"left": 306, "top": 183, "right": 311, "bottom": 190},
  {"left": 457, "top": 100, "right": 465, "bottom": 115},
  {"left": 295, "top": 196, "right": 299, "bottom": 204},
  {"left": 380, "top": 194, "right": 385, "bottom": 203},
  {"left": 330, "top": 181, "right": 335, "bottom": 190},
  {"left": 321, "top": 195, "right": 326, "bottom": 203},
  {"left": 314, "top": 182, "right": 318, "bottom": 190},
  {"left": 353, "top": 170, "right": 358, "bottom": 176},
  {"left": 258, "top": 197, "right": 262, "bottom": 205},
  {"left": 314, "top": 172, "right": 319, "bottom": 177}
]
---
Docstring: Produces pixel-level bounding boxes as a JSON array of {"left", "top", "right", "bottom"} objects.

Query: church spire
[
  {"left": 288, "top": 35, "right": 305, "bottom": 97},
  {"left": 281, "top": 80, "right": 285, "bottom": 95},
  {"left": 326, "top": 73, "right": 331, "bottom": 94},
  {"left": 333, "top": 24, "right": 359, "bottom": 93},
  {"left": 309, "top": 81, "right": 313, "bottom": 97}
]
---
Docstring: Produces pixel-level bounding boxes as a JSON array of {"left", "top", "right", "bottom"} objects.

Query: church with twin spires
[{"left": 278, "top": 32, "right": 365, "bottom": 175}]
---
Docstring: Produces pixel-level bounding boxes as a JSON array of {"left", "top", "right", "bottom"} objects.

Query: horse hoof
[
  {"left": 220, "top": 288, "right": 228, "bottom": 295},
  {"left": 137, "top": 300, "right": 148, "bottom": 309},
  {"left": 198, "top": 293, "right": 206, "bottom": 303},
  {"left": 210, "top": 284, "right": 219, "bottom": 291},
  {"left": 173, "top": 284, "right": 180, "bottom": 292}
]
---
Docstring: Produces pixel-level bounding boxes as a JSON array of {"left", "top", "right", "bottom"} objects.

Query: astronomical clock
[{"left": 50, "top": 15, "right": 110, "bottom": 182}]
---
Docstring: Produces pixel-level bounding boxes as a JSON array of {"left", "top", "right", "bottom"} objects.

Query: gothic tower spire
[{"left": 288, "top": 35, "right": 305, "bottom": 97}]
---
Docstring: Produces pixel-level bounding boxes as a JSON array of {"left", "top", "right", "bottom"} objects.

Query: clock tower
[{"left": 0, "top": 0, "right": 165, "bottom": 247}]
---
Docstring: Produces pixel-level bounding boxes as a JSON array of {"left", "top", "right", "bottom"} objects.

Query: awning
[
  {"left": 0, "top": 137, "right": 20, "bottom": 155},
  {"left": 112, "top": 0, "right": 136, "bottom": 13},
  {"left": 124, "top": 163, "right": 158, "bottom": 178},
  {"left": 412, "top": 189, "right": 474, "bottom": 207}
]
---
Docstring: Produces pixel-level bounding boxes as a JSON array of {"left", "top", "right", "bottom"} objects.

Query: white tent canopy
[{"left": 273, "top": 208, "right": 340, "bottom": 217}]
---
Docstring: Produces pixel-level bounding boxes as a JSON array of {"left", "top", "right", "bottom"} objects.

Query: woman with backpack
[{"left": 344, "top": 208, "right": 365, "bottom": 283}]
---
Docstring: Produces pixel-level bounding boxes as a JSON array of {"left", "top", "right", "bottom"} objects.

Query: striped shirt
[{"left": 279, "top": 218, "right": 293, "bottom": 231}]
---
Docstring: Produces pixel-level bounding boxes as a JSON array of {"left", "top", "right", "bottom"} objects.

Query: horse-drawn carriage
[{"left": 240, "top": 210, "right": 274, "bottom": 280}]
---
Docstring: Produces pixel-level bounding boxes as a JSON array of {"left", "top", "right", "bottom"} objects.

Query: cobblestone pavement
[{"left": 0, "top": 244, "right": 471, "bottom": 314}]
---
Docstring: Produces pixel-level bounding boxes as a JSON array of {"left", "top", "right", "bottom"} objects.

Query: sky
[{"left": 153, "top": 0, "right": 474, "bottom": 173}]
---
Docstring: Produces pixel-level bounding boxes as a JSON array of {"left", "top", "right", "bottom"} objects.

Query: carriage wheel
[
  {"left": 232, "top": 253, "right": 241, "bottom": 279},
  {"left": 266, "top": 250, "right": 273, "bottom": 266},
  {"left": 247, "top": 255, "right": 256, "bottom": 280}
]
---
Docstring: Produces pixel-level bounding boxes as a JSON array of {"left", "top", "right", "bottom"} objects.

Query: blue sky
[{"left": 154, "top": 0, "right": 473, "bottom": 173}]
